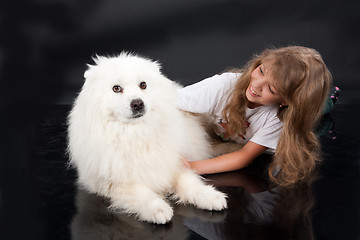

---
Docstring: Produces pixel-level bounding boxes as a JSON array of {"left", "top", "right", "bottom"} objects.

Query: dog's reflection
[
  {"left": 71, "top": 187, "right": 227, "bottom": 240},
  {"left": 71, "top": 169, "right": 315, "bottom": 240}
]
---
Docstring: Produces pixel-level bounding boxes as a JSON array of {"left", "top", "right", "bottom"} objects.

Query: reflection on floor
[{"left": 5, "top": 93, "right": 358, "bottom": 240}]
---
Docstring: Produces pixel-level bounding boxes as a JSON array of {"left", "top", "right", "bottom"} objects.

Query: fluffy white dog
[{"left": 67, "top": 53, "right": 227, "bottom": 224}]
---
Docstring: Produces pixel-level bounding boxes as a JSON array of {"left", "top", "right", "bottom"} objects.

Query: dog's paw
[
  {"left": 193, "top": 186, "right": 227, "bottom": 211},
  {"left": 138, "top": 198, "right": 173, "bottom": 224}
]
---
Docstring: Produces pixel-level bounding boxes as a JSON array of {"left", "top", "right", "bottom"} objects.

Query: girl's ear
[{"left": 280, "top": 102, "right": 288, "bottom": 109}]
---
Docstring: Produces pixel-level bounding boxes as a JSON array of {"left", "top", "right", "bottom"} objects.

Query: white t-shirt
[{"left": 176, "top": 72, "right": 283, "bottom": 153}]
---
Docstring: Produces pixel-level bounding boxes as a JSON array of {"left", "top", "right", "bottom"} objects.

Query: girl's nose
[{"left": 252, "top": 84, "right": 262, "bottom": 93}]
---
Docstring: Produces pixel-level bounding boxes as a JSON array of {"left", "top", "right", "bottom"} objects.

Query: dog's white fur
[{"left": 67, "top": 53, "right": 227, "bottom": 224}]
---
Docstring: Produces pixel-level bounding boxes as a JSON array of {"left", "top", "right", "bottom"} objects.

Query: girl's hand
[
  {"left": 219, "top": 122, "right": 230, "bottom": 139},
  {"left": 181, "top": 157, "right": 191, "bottom": 169}
]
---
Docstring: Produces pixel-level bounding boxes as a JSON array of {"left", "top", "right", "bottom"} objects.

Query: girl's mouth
[{"left": 250, "top": 86, "right": 260, "bottom": 97}]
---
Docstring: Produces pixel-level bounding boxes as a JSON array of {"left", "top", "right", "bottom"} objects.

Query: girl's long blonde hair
[{"left": 223, "top": 46, "right": 332, "bottom": 186}]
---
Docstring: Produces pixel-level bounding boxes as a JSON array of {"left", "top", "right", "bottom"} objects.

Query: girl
[{"left": 177, "top": 46, "right": 333, "bottom": 186}]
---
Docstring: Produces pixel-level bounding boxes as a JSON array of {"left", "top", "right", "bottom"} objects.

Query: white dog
[{"left": 67, "top": 53, "right": 227, "bottom": 224}]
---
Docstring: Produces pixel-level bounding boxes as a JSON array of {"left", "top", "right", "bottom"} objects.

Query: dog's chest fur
[{"left": 99, "top": 117, "right": 183, "bottom": 188}]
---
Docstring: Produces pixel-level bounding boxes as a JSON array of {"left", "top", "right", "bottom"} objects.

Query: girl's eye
[
  {"left": 259, "top": 66, "right": 264, "bottom": 75},
  {"left": 268, "top": 85, "right": 275, "bottom": 94},
  {"left": 112, "top": 85, "right": 123, "bottom": 93},
  {"left": 139, "top": 81, "right": 147, "bottom": 90}
]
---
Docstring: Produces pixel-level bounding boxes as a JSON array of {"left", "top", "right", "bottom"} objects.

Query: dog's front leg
[
  {"left": 173, "top": 170, "right": 227, "bottom": 211},
  {"left": 108, "top": 183, "right": 173, "bottom": 224}
]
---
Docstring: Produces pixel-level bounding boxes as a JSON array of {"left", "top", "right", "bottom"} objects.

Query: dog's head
[{"left": 81, "top": 53, "right": 176, "bottom": 122}]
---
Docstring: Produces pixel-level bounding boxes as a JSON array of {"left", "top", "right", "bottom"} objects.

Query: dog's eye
[
  {"left": 112, "top": 85, "right": 123, "bottom": 93},
  {"left": 139, "top": 82, "right": 147, "bottom": 90}
]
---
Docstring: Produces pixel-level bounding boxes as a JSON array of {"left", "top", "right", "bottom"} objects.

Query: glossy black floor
[{"left": 3, "top": 90, "right": 359, "bottom": 240}]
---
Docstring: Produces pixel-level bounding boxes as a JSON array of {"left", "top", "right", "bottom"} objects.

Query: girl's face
[{"left": 246, "top": 64, "right": 284, "bottom": 108}]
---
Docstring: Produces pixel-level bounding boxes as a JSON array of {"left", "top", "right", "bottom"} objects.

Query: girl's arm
[{"left": 189, "top": 141, "right": 267, "bottom": 174}]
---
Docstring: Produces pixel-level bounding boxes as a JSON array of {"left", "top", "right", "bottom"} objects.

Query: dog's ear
[
  {"left": 151, "top": 60, "right": 162, "bottom": 72},
  {"left": 84, "top": 64, "right": 94, "bottom": 80},
  {"left": 84, "top": 55, "right": 110, "bottom": 80},
  {"left": 92, "top": 54, "right": 107, "bottom": 65},
  {"left": 83, "top": 55, "right": 100, "bottom": 80}
]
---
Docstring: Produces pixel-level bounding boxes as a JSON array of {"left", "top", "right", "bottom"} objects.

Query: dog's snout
[{"left": 130, "top": 99, "right": 144, "bottom": 112}]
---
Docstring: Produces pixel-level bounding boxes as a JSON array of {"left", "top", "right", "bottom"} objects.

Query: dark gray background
[
  {"left": 2, "top": 0, "right": 359, "bottom": 106},
  {"left": 1, "top": 1, "right": 360, "bottom": 239}
]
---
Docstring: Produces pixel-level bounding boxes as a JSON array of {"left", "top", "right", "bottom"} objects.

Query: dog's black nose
[{"left": 130, "top": 99, "right": 144, "bottom": 113}]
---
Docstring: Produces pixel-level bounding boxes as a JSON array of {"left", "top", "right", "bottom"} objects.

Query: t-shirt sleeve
[
  {"left": 176, "top": 72, "right": 238, "bottom": 114},
  {"left": 249, "top": 114, "right": 282, "bottom": 153}
]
